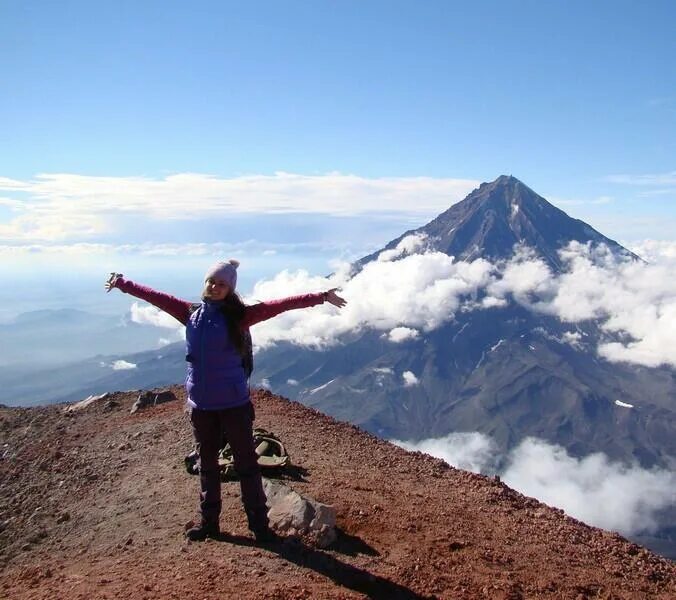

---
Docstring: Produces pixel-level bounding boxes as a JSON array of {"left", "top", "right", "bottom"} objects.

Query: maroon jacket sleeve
[
  {"left": 242, "top": 293, "right": 326, "bottom": 328},
  {"left": 115, "top": 277, "right": 193, "bottom": 325}
]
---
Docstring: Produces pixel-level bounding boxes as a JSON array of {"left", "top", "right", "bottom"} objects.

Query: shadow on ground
[
  {"left": 331, "top": 527, "right": 379, "bottom": 557},
  {"left": 215, "top": 532, "right": 431, "bottom": 600}
]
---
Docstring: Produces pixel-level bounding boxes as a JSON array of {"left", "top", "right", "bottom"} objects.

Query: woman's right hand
[
  {"left": 325, "top": 288, "right": 347, "bottom": 308},
  {"left": 105, "top": 273, "right": 123, "bottom": 293}
]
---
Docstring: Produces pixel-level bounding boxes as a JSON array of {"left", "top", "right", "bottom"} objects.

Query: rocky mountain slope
[{"left": 1, "top": 387, "right": 674, "bottom": 599}]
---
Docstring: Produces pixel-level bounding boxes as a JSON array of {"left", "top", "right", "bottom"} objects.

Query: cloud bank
[
  {"left": 394, "top": 432, "right": 499, "bottom": 474},
  {"left": 628, "top": 240, "right": 676, "bottom": 265},
  {"left": 605, "top": 171, "right": 676, "bottom": 186},
  {"left": 0, "top": 240, "right": 363, "bottom": 259},
  {"left": 246, "top": 240, "right": 676, "bottom": 368},
  {"left": 247, "top": 246, "right": 494, "bottom": 348},
  {"left": 0, "top": 172, "right": 477, "bottom": 242},
  {"left": 393, "top": 433, "right": 675, "bottom": 536}
]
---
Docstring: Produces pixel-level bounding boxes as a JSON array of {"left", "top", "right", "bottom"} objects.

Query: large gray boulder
[{"left": 263, "top": 479, "right": 336, "bottom": 548}]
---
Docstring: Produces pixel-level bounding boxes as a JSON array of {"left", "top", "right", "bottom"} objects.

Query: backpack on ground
[{"left": 184, "top": 428, "right": 290, "bottom": 479}]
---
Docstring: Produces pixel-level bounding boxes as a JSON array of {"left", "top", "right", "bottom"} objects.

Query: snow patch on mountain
[
  {"left": 112, "top": 360, "right": 136, "bottom": 370},
  {"left": 310, "top": 379, "right": 336, "bottom": 395}
]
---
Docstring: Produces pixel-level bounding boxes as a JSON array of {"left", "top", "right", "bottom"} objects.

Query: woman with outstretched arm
[{"left": 105, "top": 259, "right": 346, "bottom": 543}]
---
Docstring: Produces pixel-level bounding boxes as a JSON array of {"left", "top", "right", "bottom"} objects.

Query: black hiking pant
[{"left": 189, "top": 402, "right": 268, "bottom": 532}]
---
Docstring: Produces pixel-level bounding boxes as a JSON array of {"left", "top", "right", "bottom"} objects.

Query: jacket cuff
[{"left": 116, "top": 277, "right": 130, "bottom": 293}]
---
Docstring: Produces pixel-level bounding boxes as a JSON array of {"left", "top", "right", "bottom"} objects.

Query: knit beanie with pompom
[{"left": 204, "top": 259, "right": 239, "bottom": 291}]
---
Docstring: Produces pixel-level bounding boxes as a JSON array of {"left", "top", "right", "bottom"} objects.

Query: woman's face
[{"left": 203, "top": 277, "right": 230, "bottom": 301}]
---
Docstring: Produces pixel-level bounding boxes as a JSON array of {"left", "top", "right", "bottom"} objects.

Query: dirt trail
[{"left": 1, "top": 387, "right": 674, "bottom": 599}]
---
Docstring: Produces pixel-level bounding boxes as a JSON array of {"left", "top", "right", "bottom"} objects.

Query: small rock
[
  {"left": 103, "top": 400, "right": 119, "bottom": 412},
  {"left": 130, "top": 390, "right": 176, "bottom": 414}
]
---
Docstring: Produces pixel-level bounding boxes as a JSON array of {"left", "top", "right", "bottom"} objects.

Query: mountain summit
[
  {"left": 360, "top": 175, "right": 632, "bottom": 270},
  {"left": 2, "top": 388, "right": 674, "bottom": 598}
]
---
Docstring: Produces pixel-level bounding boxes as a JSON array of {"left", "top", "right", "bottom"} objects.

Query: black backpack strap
[
  {"left": 242, "top": 327, "right": 254, "bottom": 378},
  {"left": 185, "top": 303, "right": 201, "bottom": 363}
]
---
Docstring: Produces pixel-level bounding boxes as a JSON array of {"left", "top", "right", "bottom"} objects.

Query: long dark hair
[{"left": 221, "top": 292, "right": 247, "bottom": 356}]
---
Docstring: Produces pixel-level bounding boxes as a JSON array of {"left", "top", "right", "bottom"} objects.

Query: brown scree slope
[{"left": 0, "top": 386, "right": 674, "bottom": 600}]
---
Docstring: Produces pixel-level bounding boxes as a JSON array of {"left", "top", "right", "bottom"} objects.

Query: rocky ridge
[{"left": 0, "top": 387, "right": 674, "bottom": 599}]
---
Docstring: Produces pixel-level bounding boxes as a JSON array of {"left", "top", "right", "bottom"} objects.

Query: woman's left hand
[
  {"left": 325, "top": 288, "right": 347, "bottom": 308},
  {"left": 105, "top": 272, "right": 123, "bottom": 293}
]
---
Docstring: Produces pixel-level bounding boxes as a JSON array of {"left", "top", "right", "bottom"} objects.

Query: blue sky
[{"left": 1, "top": 0, "right": 675, "bottom": 316}]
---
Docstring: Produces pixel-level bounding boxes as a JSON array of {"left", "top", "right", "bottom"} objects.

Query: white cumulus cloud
[
  {"left": 248, "top": 252, "right": 494, "bottom": 348},
  {"left": 628, "top": 239, "right": 676, "bottom": 265},
  {"left": 130, "top": 302, "right": 185, "bottom": 331},
  {"left": 378, "top": 233, "right": 429, "bottom": 262},
  {"left": 485, "top": 242, "right": 676, "bottom": 368},
  {"left": 502, "top": 438, "right": 675, "bottom": 536},
  {"left": 395, "top": 433, "right": 675, "bottom": 536},
  {"left": 386, "top": 327, "right": 420, "bottom": 343},
  {"left": 392, "top": 432, "right": 498, "bottom": 474},
  {"left": 402, "top": 371, "right": 419, "bottom": 387},
  {"left": 248, "top": 241, "right": 676, "bottom": 367}
]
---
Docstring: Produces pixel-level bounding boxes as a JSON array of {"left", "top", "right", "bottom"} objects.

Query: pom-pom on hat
[{"left": 204, "top": 259, "right": 239, "bottom": 291}]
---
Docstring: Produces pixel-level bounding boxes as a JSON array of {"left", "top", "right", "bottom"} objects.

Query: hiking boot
[
  {"left": 185, "top": 522, "right": 220, "bottom": 541},
  {"left": 184, "top": 450, "right": 199, "bottom": 475},
  {"left": 252, "top": 526, "right": 279, "bottom": 544}
]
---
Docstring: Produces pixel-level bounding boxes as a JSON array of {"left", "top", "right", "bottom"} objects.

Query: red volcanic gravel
[{"left": 0, "top": 387, "right": 674, "bottom": 599}]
